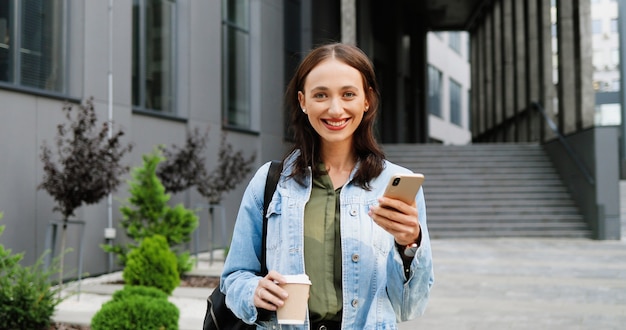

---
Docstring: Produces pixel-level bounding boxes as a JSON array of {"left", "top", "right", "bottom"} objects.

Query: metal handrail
[{"left": 531, "top": 101, "right": 595, "bottom": 185}]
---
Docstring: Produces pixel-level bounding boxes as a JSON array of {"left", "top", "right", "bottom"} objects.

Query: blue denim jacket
[{"left": 221, "top": 151, "right": 434, "bottom": 330}]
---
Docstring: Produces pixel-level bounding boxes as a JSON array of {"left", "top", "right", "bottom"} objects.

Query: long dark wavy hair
[{"left": 284, "top": 43, "right": 385, "bottom": 189}]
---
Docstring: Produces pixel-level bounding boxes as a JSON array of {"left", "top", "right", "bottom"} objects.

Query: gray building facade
[
  {"left": 0, "top": 0, "right": 287, "bottom": 276},
  {"left": 0, "top": 0, "right": 619, "bottom": 279}
]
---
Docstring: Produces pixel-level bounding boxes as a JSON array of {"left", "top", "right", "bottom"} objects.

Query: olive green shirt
[{"left": 304, "top": 169, "right": 343, "bottom": 323}]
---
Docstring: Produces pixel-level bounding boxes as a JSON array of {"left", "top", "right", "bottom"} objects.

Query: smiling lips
[{"left": 323, "top": 118, "right": 350, "bottom": 129}]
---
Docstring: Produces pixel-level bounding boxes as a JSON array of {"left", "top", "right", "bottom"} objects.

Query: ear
[
  {"left": 364, "top": 87, "right": 372, "bottom": 112},
  {"left": 298, "top": 91, "right": 305, "bottom": 109}
]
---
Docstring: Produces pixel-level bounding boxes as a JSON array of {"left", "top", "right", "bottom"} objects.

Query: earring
[
  {"left": 365, "top": 106, "right": 369, "bottom": 111},
  {"left": 302, "top": 108, "right": 307, "bottom": 113}
]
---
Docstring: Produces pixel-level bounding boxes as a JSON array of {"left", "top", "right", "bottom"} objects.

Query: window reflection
[
  {"left": 132, "top": 0, "right": 176, "bottom": 114},
  {"left": 0, "top": 0, "right": 65, "bottom": 92},
  {"left": 222, "top": 0, "right": 250, "bottom": 129}
]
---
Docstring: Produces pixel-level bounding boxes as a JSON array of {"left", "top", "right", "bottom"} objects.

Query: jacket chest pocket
[{"left": 362, "top": 200, "right": 393, "bottom": 255}]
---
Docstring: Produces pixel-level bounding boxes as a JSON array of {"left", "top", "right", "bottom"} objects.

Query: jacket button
[
  {"left": 351, "top": 299, "right": 358, "bottom": 307},
  {"left": 350, "top": 209, "right": 357, "bottom": 216},
  {"left": 351, "top": 254, "right": 359, "bottom": 262}
]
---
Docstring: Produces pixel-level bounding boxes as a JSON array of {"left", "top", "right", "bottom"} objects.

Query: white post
[{"left": 106, "top": 0, "right": 115, "bottom": 272}]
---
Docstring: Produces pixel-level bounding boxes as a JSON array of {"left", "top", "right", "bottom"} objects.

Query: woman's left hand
[{"left": 369, "top": 197, "right": 420, "bottom": 246}]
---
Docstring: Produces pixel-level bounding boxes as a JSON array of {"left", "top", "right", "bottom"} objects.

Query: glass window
[
  {"left": 448, "top": 32, "right": 461, "bottom": 54},
  {"left": 612, "top": 78, "right": 620, "bottom": 91},
  {"left": 467, "top": 89, "right": 471, "bottom": 131},
  {"left": 611, "top": 48, "right": 619, "bottom": 68},
  {"left": 449, "top": 79, "right": 462, "bottom": 126},
  {"left": 611, "top": 19, "right": 618, "bottom": 33},
  {"left": 428, "top": 65, "right": 442, "bottom": 117},
  {"left": 222, "top": 0, "right": 251, "bottom": 129},
  {"left": 466, "top": 33, "right": 471, "bottom": 62},
  {"left": 593, "top": 49, "right": 604, "bottom": 69},
  {"left": 132, "top": 0, "right": 176, "bottom": 114},
  {"left": 592, "top": 19, "right": 602, "bottom": 34},
  {"left": 0, "top": 0, "right": 66, "bottom": 93}
]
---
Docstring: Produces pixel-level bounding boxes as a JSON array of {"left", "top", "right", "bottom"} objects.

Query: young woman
[{"left": 221, "top": 43, "right": 434, "bottom": 329}]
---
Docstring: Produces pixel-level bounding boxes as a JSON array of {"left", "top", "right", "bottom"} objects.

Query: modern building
[
  {"left": 0, "top": 0, "right": 619, "bottom": 279},
  {"left": 427, "top": 31, "right": 472, "bottom": 145},
  {"left": 589, "top": 0, "right": 622, "bottom": 126}
]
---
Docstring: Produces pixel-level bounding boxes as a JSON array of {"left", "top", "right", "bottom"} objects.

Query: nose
[{"left": 328, "top": 97, "right": 342, "bottom": 116}]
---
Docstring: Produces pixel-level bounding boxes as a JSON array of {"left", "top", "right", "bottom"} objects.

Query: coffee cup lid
[{"left": 283, "top": 274, "right": 311, "bottom": 285}]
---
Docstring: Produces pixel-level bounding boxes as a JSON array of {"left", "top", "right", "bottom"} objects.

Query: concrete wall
[
  {"left": 621, "top": 181, "right": 626, "bottom": 240},
  {"left": 543, "top": 126, "right": 621, "bottom": 240}
]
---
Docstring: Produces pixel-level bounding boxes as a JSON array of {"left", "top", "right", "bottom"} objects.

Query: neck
[
  {"left": 320, "top": 143, "right": 356, "bottom": 190},
  {"left": 320, "top": 142, "right": 356, "bottom": 172}
]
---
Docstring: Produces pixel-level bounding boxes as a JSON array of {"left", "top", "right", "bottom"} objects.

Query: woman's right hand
[{"left": 254, "top": 270, "right": 288, "bottom": 311}]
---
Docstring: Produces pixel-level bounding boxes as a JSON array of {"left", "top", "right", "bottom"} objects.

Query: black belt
[{"left": 311, "top": 320, "right": 341, "bottom": 330}]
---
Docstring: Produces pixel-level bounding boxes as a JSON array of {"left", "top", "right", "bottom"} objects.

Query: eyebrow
[{"left": 309, "top": 85, "right": 359, "bottom": 93}]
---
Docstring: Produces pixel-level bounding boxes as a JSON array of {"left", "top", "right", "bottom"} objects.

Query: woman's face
[{"left": 298, "top": 58, "right": 369, "bottom": 149}]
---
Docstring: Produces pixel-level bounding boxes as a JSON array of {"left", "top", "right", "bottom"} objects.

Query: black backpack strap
[{"left": 260, "top": 160, "right": 281, "bottom": 276}]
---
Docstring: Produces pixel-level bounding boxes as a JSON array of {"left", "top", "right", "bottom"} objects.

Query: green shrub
[
  {"left": 112, "top": 285, "right": 168, "bottom": 302},
  {"left": 123, "top": 235, "right": 180, "bottom": 295},
  {"left": 91, "top": 291, "right": 179, "bottom": 330},
  {"left": 102, "top": 149, "right": 198, "bottom": 276},
  {"left": 0, "top": 214, "right": 65, "bottom": 330}
]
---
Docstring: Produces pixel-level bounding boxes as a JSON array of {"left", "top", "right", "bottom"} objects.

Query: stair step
[
  {"left": 426, "top": 187, "right": 569, "bottom": 194},
  {"left": 427, "top": 199, "right": 577, "bottom": 206},
  {"left": 428, "top": 230, "right": 592, "bottom": 239},
  {"left": 428, "top": 214, "right": 584, "bottom": 221},
  {"left": 425, "top": 192, "right": 574, "bottom": 200},
  {"left": 428, "top": 221, "right": 588, "bottom": 229},
  {"left": 427, "top": 206, "right": 581, "bottom": 214}
]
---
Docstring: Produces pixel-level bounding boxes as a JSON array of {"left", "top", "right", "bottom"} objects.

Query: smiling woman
[{"left": 220, "top": 43, "right": 434, "bottom": 329}]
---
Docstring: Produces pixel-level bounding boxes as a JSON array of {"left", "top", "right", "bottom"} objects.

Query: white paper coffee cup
[{"left": 276, "top": 274, "right": 312, "bottom": 325}]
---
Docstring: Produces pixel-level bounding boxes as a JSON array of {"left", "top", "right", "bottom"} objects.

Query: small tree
[
  {"left": 123, "top": 235, "right": 180, "bottom": 295},
  {"left": 38, "top": 97, "right": 132, "bottom": 286},
  {"left": 196, "top": 132, "right": 256, "bottom": 204},
  {"left": 91, "top": 285, "right": 179, "bottom": 330},
  {"left": 0, "top": 213, "right": 65, "bottom": 330},
  {"left": 156, "top": 127, "right": 256, "bottom": 204},
  {"left": 102, "top": 148, "right": 198, "bottom": 275},
  {"left": 156, "top": 128, "right": 256, "bottom": 258},
  {"left": 157, "top": 127, "right": 209, "bottom": 194}
]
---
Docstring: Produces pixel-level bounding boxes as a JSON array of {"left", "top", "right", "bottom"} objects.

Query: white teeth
[{"left": 326, "top": 119, "right": 347, "bottom": 127}]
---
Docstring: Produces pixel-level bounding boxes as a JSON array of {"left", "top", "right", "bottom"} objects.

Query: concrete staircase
[{"left": 383, "top": 143, "right": 592, "bottom": 239}]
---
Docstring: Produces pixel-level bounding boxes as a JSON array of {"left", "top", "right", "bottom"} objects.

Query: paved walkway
[
  {"left": 53, "top": 237, "right": 626, "bottom": 330},
  {"left": 400, "top": 238, "right": 626, "bottom": 330},
  {"left": 53, "top": 252, "right": 223, "bottom": 330}
]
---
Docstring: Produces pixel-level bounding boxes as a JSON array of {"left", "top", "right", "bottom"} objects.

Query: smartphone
[{"left": 382, "top": 173, "right": 425, "bottom": 205}]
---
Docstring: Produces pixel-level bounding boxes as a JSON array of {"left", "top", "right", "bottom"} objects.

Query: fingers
[
  {"left": 377, "top": 196, "right": 416, "bottom": 215},
  {"left": 253, "top": 270, "right": 288, "bottom": 311},
  {"left": 369, "top": 197, "right": 420, "bottom": 245},
  {"left": 371, "top": 197, "right": 417, "bottom": 225}
]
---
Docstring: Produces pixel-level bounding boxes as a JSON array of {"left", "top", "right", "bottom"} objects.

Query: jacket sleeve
[
  {"left": 220, "top": 162, "right": 271, "bottom": 324},
  {"left": 385, "top": 187, "right": 435, "bottom": 321}
]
